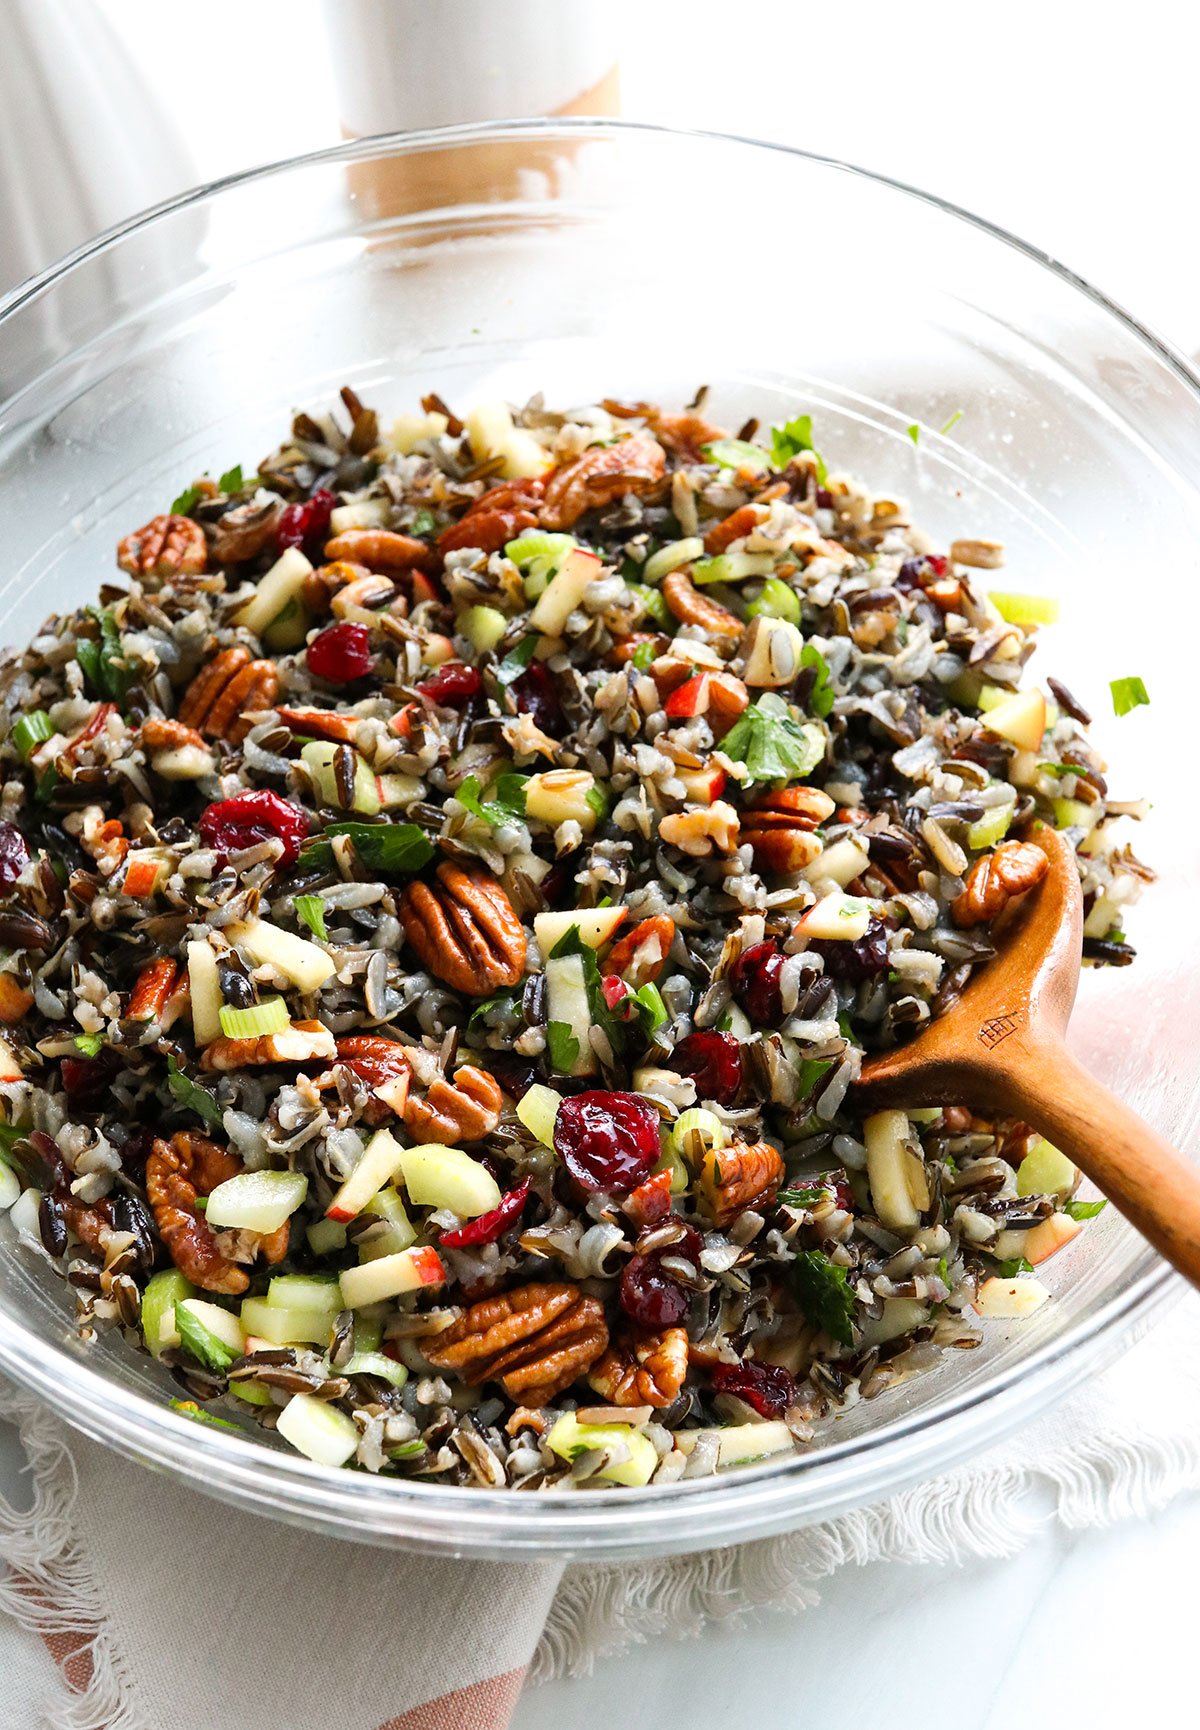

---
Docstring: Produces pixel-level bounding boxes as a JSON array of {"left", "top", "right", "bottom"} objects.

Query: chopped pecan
[
  {"left": 703, "top": 504, "right": 766, "bottom": 555},
  {"left": 741, "top": 786, "right": 836, "bottom": 873},
  {"left": 605, "top": 914, "right": 675, "bottom": 986},
  {"left": 601, "top": 400, "right": 725, "bottom": 458},
  {"left": 210, "top": 498, "right": 284, "bottom": 563},
  {"left": 540, "top": 433, "right": 666, "bottom": 530},
  {"left": 301, "top": 559, "right": 373, "bottom": 616},
  {"left": 610, "top": 631, "right": 670, "bottom": 666},
  {"left": 437, "top": 507, "right": 538, "bottom": 556},
  {"left": 621, "top": 1167, "right": 674, "bottom": 1229},
  {"left": 274, "top": 706, "right": 360, "bottom": 744},
  {"left": 147, "top": 1132, "right": 287, "bottom": 1293},
  {"left": 465, "top": 478, "right": 545, "bottom": 516},
  {"left": 659, "top": 802, "right": 741, "bottom": 857},
  {"left": 323, "top": 529, "right": 437, "bottom": 572},
  {"left": 141, "top": 717, "right": 207, "bottom": 754},
  {"left": 199, "top": 1020, "right": 337, "bottom": 1072},
  {"left": 423, "top": 1281, "right": 608, "bottom": 1407},
  {"left": 588, "top": 1325, "right": 689, "bottom": 1408},
  {"left": 141, "top": 714, "right": 217, "bottom": 781},
  {"left": 178, "top": 646, "right": 249, "bottom": 729},
  {"left": 661, "top": 571, "right": 743, "bottom": 639},
  {"left": 0, "top": 975, "right": 33, "bottom": 1022},
  {"left": 699, "top": 1138, "right": 785, "bottom": 1227},
  {"left": 950, "top": 538, "right": 1004, "bottom": 570},
  {"left": 398, "top": 862, "right": 526, "bottom": 997},
  {"left": 316, "top": 1036, "right": 409, "bottom": 1124},
  {"left": 127, "top": 957, "right": 180, "bottom": 1022},
  {"left": 117, "top": 514, "right": 207, "bottom": 579},
  {"left": 404, "top": 1065, "right": 504, "bottom": 1145},
  {"left": 952, "top": 840, "right": 1049, "bottom": 929}
]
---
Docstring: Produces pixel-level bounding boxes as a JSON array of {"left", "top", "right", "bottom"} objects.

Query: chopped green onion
[
  {"left": 626, "top": 582, "right": 671, "bottom": 628},
  {"left": 1110, "top": 676, "right": 1150, "bottom": 717},
  {"left": 294, "top": 894, "right": 329, "bottom": 942},
  {"left": 73, "top": 1032, "right": 105, "bottom": 1058},
  {"left": 702, "top": 438, "right": 771, "bottom": 472},
  {"left": 631, "top": 641, "right": 657, "bottom": 672},
  {"left": 745, "top": 578, "right": 801, "bottom": 626},
  {"left": 218, "top": 997, "right": 290, "bottom": 1040},
  {"left": 989, "top": 591, "right": 1060, "bottom": 626},
  {"left": 633, "top": 982, "right": 668, "bottom": 1034},
  {"left": 12, "top": 711, "right": 53, "bottom": 759},
  {"left": 906, "top": 423, "right": 920, "bottom": 446},
  {"left": 670, "top": 1107, "right": 727, "bottom": 1162},
  {"left": 939, "top": 409, "right": 964, "bottom": 436},
  {"left": 343, "top": 1351, "right": 409, "bottom": 1389},
  {"left": 409, "top": 507, "right": 437, "bottom": 536},
  {"left": 495, "top": 636, "right": 539, "bottom": 685}
]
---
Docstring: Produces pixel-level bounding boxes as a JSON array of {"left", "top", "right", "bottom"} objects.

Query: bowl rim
[{"left": 0, "top": 116, "right": 1187, "bottom": 1556}]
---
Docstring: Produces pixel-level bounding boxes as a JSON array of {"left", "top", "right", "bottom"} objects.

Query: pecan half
[
  {"left": 210, "top": 498, "right": 284, "bottom": 563},
  {"left": 540, "top": 433, "right": 666, "bottom": 530},
  {"left": 117, "top": 514, "right": 207, "bottom": 579},
  {"left": 703, "top": 504, "right": 766, "bottom": 555},
  {"left": 588, "top": 1325, "right": 689, "bottom": 1408},
  {"left": 423, "top": 1281, "right": 608, "bottom": 1407},
  {"left": 323, "top": 529, "right": 437, "bottom": 572},
  {"left": 274, "top": 706, "right": 360, "bottom": 744},
  {"left": 398, "top": 862, "right": 526, "bottom": 997},
  {"left": 952, "top": 840, "right": 1049, "bottom": 929},
  {"left": 301, "top": 559, "right": 373, "bottom": 616},
  {"left": 141, "top": 717, "right": 207, "bottom": 754},
  {"left": 601, "top": 400, "right": 725, "bottom": 458},
  {"left": 404, "top": 1065, "right": 504, "bottom": 1145},
  {"left": 179, "top": 647, "right": 281, "bottom": 744},
  {"left": 605, "top": 914, "right": 675, "bottom": 986},
  {"left": 699, "top": 1138, "right": 785, "bottom": 1226},
  {"left": 199, "top": 1020, "right": 336, "bottom": 1072},
  {"left": 437, "top": 507, "right": 538, "bottom": 557},
  {"left": 742, "top": 786, "right": 836, "bottom": 873},
  {"left": 661, "top": 571, "right": 742, "bottom": 639},
  {"left": 147, "top": 1132, "right": 288, "bottom": 1293},
  {"left": 315, "top": 1035, "right": 410, "bottom": 1124}
]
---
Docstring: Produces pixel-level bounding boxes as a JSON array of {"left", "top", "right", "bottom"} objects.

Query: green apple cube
[
  {"left": 546, "top": 1412, "right": 658, "bottom": 1486},
  {"left": 205, "top": 1169, "right": 308, "bottom": 1235},
  {"left": 239, "top": 1296, "right": 336, "bottom": 1348},
  {"left": 276, "top": 1392, "right": 359, "bottom": 1466}
]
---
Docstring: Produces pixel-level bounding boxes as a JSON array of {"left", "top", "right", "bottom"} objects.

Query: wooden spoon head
[{"left": 855, "top": 824, "right": 1083, "bottom": 1109}]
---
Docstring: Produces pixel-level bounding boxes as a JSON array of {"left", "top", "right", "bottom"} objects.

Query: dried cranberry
[
  {"left": 198, "top": 790, "right": 309, "bottom": 867},
  {"left": 554, "top": 1090, "right": 661, "bottom": 1195},
  {"left": 417, "top": 662, "right": 482, "bottom": 707},
  {"left": 730, "top": 940, "right": 786, "bottom": 1026},
  {"left": 511, "top": 661, "right": 563, "bottom": 731},
  {"left": 670, "top": 1030, "right": 743, "bottom": 1105},
  {"left": 807, "top": 917, "right": 890, "bottom": 982},
  {"left": 481, "top": 1051, "right": 540, "bottom": 1100},
  {"left": 440, "top": 1178, "right": 531, "bottom": 1248},
  {"left": 306, "top": 622, "right": 372, "bottom": 683},
  {"left": 896, "top": 552, "right": 949, "bottom": 593},
  {"left": 710, "top": 1358, "right": 797, "bottom": 1418},
  {"left": 61, "top": 1053, "right": 116, "bottom": 1102},
  {"left": 619, "top": 1251, "right": 689, "bottom": 1330},
  {"left": 276, "top": 487, "right": 336, "bottom": 555},
  {"left": 0, "top": 821, "right": 30, "bottom": 891}
]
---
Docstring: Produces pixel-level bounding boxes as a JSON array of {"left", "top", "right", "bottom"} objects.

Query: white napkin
[{"left": 2, "top": 1290, "right": 1197, "bottom": 1729}]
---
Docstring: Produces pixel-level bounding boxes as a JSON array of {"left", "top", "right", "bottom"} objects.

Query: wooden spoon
[{"left": 854, "top": 823, "right": 1200, "bottom": 1286}]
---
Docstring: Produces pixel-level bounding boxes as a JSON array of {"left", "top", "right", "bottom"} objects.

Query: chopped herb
[
  {"left": 166, "top": 1056, "right": 224, "bottom": 1129},
  {"left": 548, "top": 924, "right": 632, "bottom": 1058},
  {"left": 800, "top": 642, "right": 834, "bottom": 718},
  {"left": 455, "top": 773, "right": 528, "bottom": 829},
  {"left": 469, "top": 987, "right": 521, "bottom": 1028},
  {"left": 1064, "top": 1198, "right": 1108, "bottom": 1221},
  {"left": 770, "top": 414, "right": 828, "bottom": 486},
  {"left": 293, "top": 894, "right": 329, "bottom": 942},
  {"left": 939, "top": 409, "right": 964, "bottom": 436},
  {"left": 1110, "top": 676, "right": 1150, "bottom": 717},
  {"left": 12, "top": 711, "right": 53, "bottom": 759},
  {"left": 992, "top": 1254, "right": 1034, "bottom": 1278},
  {"left": 410, "top": 508, "right": 437, "bottom": 536},
  {"left": 719, "top": 693, "right": 824, "bottom": 785},
  {"left": 387, "top": 1439, "right": 427, "bottom": 1460},
  {"left": 217, "top": 464, "right": 244, "bottom": 494},
  {"left": 1037, "top": 760, "right": 1079, "bottom": 780},
  {"left": 175, "top": 1304, "right": 237, "bottom": 1374},
  {"left": 170, "top": 483, "right": 204, "bottom": 516},
  {"left": 777, "top": 1185, "right": 827, "bottom": 1208},
  {"left": 906, "top": 423, "right": 920, "bottom": 446},
  {"left": 793, "top": 1249, "right": 856, "bottom": 1345},
  {"left": 169, "top": 1398, "right": 242, "bottom": 1431},
  {"left": 495, "top": 636, "right": 539, "bottom": 685},
  {"left": 73, "top": 1032, "right": 105, "bottom": 1058},
  {"left": 76, "top": 606, "right": 131, "bottom": 703},
  {"left": 0, "top": 1122, "right": 26, "bottom": 1163},
  {"left": 631, "top": 640, "right": 657, "bottom": 673},
  {"left": 34, "top": 766, "right": 60, "bottom": 804},
  {"left": 305, "top": 821, "right": 435, "bottom": 876},
  {"left": 546, "top": 1020, "right": 581, "bottom": 1073},
  {"left": 796, "top": 1057, "right": 833, "bottom": 1099}
]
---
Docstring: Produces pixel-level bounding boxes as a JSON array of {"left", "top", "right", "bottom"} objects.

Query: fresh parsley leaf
[
  {"left": 217, "top": 464, "right": 244, "bottom": 494},
  {"left": 469, "top": 987, "right": 521, "bottom": 1028},
  {"left": 548, "top": 924, "right": 631, "bottom": 1058},
  {"left": 456, "top": 773, "right": 528, "bottom": 829},
  {"left": 631, "top": 640, "right": 657, "bottom": 673},
  {"left": 770, "top": 414, "right": 828, "bottom": 486},
  {"left": 719, "top": 693, "right": 824, "bottom": 785},
  {"left": 73, "top": 1032, "right": 105, "bottom": 1058},
  {"left": 78, "top": 607, "right": 131, "bottom": 703},
  {"left": 1110, "top": 676, "right": 1150, "bottom": 718},
  {"left": 793, "top": 1249, "right": 856, "bottom": 1346},
  {"left": 166, "top": 1057, "right": 223, "bottom": 1129},
  {"left": 34, "top": 766, "right": 60, "bottom": 804},
  {"left": 796, "top": 1057, "right": 833, "bottom": 1100},
  {"left": 992, "top": 1254, "right": 1034, "bottom": 1278},
  {"left": 1064, "top": 1198, "right": 1108, "bottom": 1221},
  {"left": 312, "top": 821, "right": 435, "bottom": 876},
  {"left": 906, "top": 423, "right": 920, "bottom": 446},
  {"left": 939, "top": 409, "right": 964, "bottom": 436},
  {"left": 837, "top": 1011, "right": 856, "bottom": 1043},
  {"left": 778, "top": 1185, "right": 827, "bottom": 1208},
  {"left": 293, "top": 894, "right": 328, "bottom": 942},
  {"left": 546, "top": 1020, "right": 581, "bottom": 1073},
  {"left": 495, "top": 636, "right": 538, "bottom": 685},
  {"left": 170, "top": 483, "right": 204, "bottom": 516},
  {"left": 169, "top": 1398, "right": 243, "bottom": 1431},
  {"left": 0, "top": 1122, "right": 26, "bottom": 1164},
  {"left": 800, "top": 642, "right": 834, "bottom": 719},
  {"left": 175, "top": 1304, "right": 237, "bottom": 1374},
  {"left": 410, "top": 508, "right": 437, "bottom": 536}
]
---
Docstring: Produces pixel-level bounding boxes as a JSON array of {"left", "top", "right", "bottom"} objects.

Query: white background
[{"left": 4, "top": 2, "right": 1200, "bottom": 1723}]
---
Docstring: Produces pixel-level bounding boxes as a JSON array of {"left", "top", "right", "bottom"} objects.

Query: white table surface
[{"left": 4, "top": 3, "right": 1199, "bottom": 1723}]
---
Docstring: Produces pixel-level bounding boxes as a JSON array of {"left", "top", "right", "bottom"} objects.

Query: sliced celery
[
  {"left": 989, "top": 590, "right": 1060, "bottom": 626},
  {"left": 692, "top": 552, "right": 775, "bottom": 586},
  {"left": 643, "top": 537, "right": 704, "bottom": 583},
  {"left": 142, "top": 1269, "right": 197, "bottom": 1358},
  {"left": 745, "top": 578, "right": 801, "bottom": 625},
  {"left": 218, "top": 997, "right": 290, "bottom": 1040},
  {"left": 626, "top": 582, "right": 670, "bottom": 628},
  {"left": 965, "top": 803, "right": 1014, "bottom": 850},
  {"left": 670, "top": 1108, "right": 728, "bottom": 1163},
  {"left": 702, "top": 438, "right": 771, "bottom": 472}
]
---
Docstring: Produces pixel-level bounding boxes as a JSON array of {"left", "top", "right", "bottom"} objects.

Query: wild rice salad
[{"left": 0, "top": 389, "right": 1150, "bottom": 1489}]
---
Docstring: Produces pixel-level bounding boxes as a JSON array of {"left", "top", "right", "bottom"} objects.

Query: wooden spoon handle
[{"left": 1003, "top": 1037, "right": 1200, "bottom": 1287}]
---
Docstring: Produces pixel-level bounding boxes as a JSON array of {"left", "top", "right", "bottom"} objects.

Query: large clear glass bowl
[{"left": 0, "top": 121, "right": 1192, "bottom": 1560}]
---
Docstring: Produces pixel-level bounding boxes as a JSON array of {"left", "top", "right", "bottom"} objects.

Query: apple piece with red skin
[
  {"left": 325, "top": 1128, "right": 407, "bottom": 1223},
  {"left": 339, "top": 1246, "right": 446, "bottom": 1308},
  {"left": 677, "top": 764, "right": 727, "bottom": 806},
  {"left": 982, "top": 688, "right": 1046, "bottom": 751},
  {"left": 1023, "top": 1211, "right": 1085, "bottom": 1264}
]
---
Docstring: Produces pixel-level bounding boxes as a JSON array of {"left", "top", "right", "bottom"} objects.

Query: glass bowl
[{"left": 0, "top": 121, "right": 1193, "bottom": 1560}]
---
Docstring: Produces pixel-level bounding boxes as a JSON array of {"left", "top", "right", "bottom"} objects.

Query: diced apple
[
  {"left": 226, "top": 917, "right": 336, "bottom": 993},
  {"left": 1023, "top": 1212, "right": 1085, "bottom": 1265},
  {"left": 534, "top": 907, "right": 627, "bottom": 954},
  {"left": 797, "top": 891, "right": 874, "bottom": 942},
  {"left": 177, "top": 1298, "right": 245, "bottom": 1356},
  {"left": 859, "top": 1297, "right": 931, "bottom": 1347},
  {"left": 205, "top": 1169, "right": 308, "bottom": 1234},
  {"left": 397, "top": 1144, "right": 502, "bottom": 1217},
  {"left": 546, "top": 1412, "right": 658, "bottom": 1486},
  {"left": 122, "top": 852, "right": 171, "bottom": 897},
  {"left": 982, "top": 687, "right": 1046, "bottom": 750},
  {"left": 972, "top": 1275, "right": 1051, "bottom": 1318},
  {"left": 673, "top": 1420, "right": 795, "bottom": 1467},
  {"left": 301, "top": 740, "right": 378, "bottom": 814},
  {"left": 529, "top": 548, "right": 603, "bottom": 636},
  {"left": 458, "top": 604, "right": 508, "bottom": 655},
  {"left": 516, "top": 1083, "right": 562, "bottom": 1146},
  {"left": 524, "top": 769, "right": 601, "bottom": 832},
  {"left": 276, "top": 1392, "right": 359, "bottom": 1466},
  {"left": 678, "top": 764, "right": 727, "bottom": 805},
  {"left": 865, "top": 1109, "right": 928, "bottom": 1231},
  {"left": 0, "top": 1034, "right": 22, "bottom": 1081},
  {"left": 742, "top": 616, "right": 806, "bottom": 688},
  {"left": 390, "top": 409, "right": 449, "bottom": 453},
  {"left": 239, "top": 1296, "right": 336, "bottom": 1347},
  {"left": 544, "top": 953, "right": 596, "bottom": 1076},
  {"left": 356, "top": 1211, "right": 417, "bottom": 1260},
  {"left": 186, "top": 940, "right": 223, "bottom": 1046},
  {"left": 339, "top": 1246, "right": 446, "bottom": 1308},
  {"left": 329, "top": 498, "right": 390, "bottom": 535},
  {"left": 803, "top": 837, "right": 870, "bottom": 892},
  {"left": 466, "top": 402, "right": 552, "bottom": 480},
  {"left": 266, "top": 1273, "right": 343, "bottom": 1313},
  {"left": 1016, "top": 1138, "right": 1077, "bottom": 1201},
  {"left": 325, "top": 1128, "right": 407, "bottom": 1222},
  {"left": 230, "top": 546, "right": 313, "bottom": 638}
]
